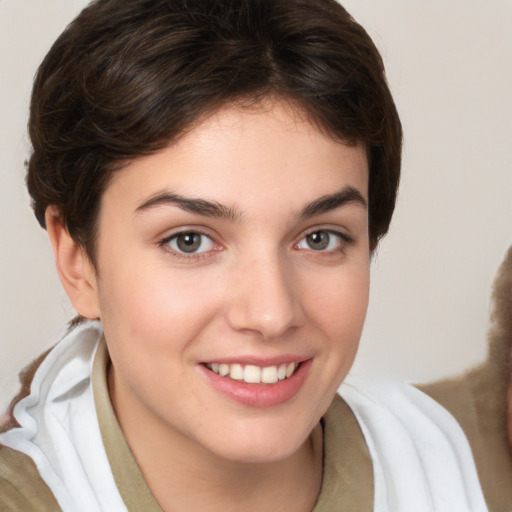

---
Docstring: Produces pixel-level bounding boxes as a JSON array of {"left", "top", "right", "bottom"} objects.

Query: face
[{"left": 90, "top": 101, "right": 370, "bottom": 464}]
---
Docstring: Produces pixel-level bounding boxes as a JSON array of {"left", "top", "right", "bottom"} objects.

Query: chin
[
  {"left": 201, "top": 417, "right": 316, "bottom": 465},
  {"left": 213, "top": 442, "right": 303, "bottom": 465}
]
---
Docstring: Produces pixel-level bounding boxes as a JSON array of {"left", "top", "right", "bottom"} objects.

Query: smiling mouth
[{"left": 204, "top": 362, "right": 299, "bottom": 384}]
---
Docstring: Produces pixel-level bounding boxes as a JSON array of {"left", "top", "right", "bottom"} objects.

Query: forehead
[{"left": 102, "top": 101, "right": 369, "bottom": 217}]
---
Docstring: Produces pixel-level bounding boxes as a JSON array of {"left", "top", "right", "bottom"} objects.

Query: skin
[{"left": 47, "top": 100, "right": 370, "bottom": 511}]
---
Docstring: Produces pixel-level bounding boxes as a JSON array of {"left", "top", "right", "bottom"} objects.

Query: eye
[
  {"left": 296, "top": 230, "right": 348, "bottom": 252},
  {"left": 163, "top": 231, "right": 216, "bottom": 254}
]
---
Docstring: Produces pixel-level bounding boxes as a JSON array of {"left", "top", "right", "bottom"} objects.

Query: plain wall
[{"left": 1, "top": 0, "right": 511, "bottom": 412}]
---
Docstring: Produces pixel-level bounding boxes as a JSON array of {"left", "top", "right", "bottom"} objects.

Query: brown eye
[
  {"left": 176, "top": 233, "right": 201, "bottom": 252},
  {"left": 166, "top": 232, "right": 215, "bottom": 254}
]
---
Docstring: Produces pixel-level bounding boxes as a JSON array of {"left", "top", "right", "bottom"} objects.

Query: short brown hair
[{"left": 27, "top": 0, "right": 402, "bottom": 257}]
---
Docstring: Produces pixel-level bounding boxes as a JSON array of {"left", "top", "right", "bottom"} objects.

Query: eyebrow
[
  {"left": 297, "top": 186, "right": 367, "bottom": 219},
  {"left": 135, "top": 192, "right": 242, "bottom": 222},
  {"left": 135, "top": 186, "right": 366, "bottom": 222}
]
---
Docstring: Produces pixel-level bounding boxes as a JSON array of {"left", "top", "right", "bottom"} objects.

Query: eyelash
[{"left": 158, "top": 228, "right": 354, "bottom": 261}]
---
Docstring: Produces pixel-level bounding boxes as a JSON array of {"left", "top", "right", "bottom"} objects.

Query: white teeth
[
  {"left": 244, "top": 365, "right": 261, "bottom": 383},
  {"left": 207, "top": 362, "right": 298, "bottom": 384},
  {"left": 261, "top": 366, "right": 278, "bottom": 384},
  {"left": 230, "top": 363, "right": 244, "bottom": 380}
]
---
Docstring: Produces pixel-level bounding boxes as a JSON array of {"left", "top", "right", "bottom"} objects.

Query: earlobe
[{"left": 45, "top": 206, "right": 100, "bottom": 319}]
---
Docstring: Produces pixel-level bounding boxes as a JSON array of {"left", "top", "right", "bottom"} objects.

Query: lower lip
[{"left": 199, "top": 360, "right": 312, "bottom": 408}]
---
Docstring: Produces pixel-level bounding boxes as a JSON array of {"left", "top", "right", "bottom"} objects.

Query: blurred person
[{"left": 421, "top": 246, "right": 512, "bottom": 512}]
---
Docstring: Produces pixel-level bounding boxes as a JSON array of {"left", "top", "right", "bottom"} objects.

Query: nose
[{"left": 224, "top": 254, "right": 304, "bottom": 339}]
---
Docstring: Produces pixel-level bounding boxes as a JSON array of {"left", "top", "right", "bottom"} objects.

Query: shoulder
[
  {"left": 0, "top": 346, "right": 60, "bottom": 510},
  {"left": 340, "top": 376, "right": 482, "bottom": 455},
  {"left": 0, "top": 443, "right": 60, "bottom": 511},
  {"left": 339, "top": 377, "right": 488, "bottom": 511},
  {"left": 0, "top": 321, "right": 104, "bottom": 512}
]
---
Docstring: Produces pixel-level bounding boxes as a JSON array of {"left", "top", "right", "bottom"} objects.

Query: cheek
[
  {"left": 309, "top": 263, "right": 370, "bottom": 334},
  {"left": 298, "top": 261, "right": 370, "bottom": 420},
  {"left": 305, "top": 262, "right": 370, "bottom": 375},
  {"left": 96, "top": 258, "right": 223, "bottom": 351},
  {"left": 96, "top": 263, "right": 225, "bottom": 405}
]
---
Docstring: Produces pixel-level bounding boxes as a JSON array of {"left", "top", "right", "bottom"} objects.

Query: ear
[{"left": 45, "top": 206, "right": 101, "bottom": 319}]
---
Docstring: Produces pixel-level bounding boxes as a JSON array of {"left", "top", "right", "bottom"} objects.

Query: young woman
[{"left": 0, "top": 0, "right": 487, "bottom": 510}]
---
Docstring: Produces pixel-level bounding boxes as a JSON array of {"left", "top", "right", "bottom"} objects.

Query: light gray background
[{"left": 1, "top": 0, "right": 511, "bottom": 411}]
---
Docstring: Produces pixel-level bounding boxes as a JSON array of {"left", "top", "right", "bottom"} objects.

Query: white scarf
[
  {"left": 0, "top": 322, "right": 126, "bottom": 511},
  {"left": 340, "top": 378, "right": 488, "bottom": 512},
  {"left": 1, "top": 322, "right": 487, "bottom": 511}
]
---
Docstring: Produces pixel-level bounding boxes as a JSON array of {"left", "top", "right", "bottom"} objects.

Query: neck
[{"left": 109, "top": 367, "right": 324, "bottom": 512}]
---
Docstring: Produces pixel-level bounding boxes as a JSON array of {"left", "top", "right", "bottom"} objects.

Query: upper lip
[{"left": 200, "top": 355, "right": 312, "bottom": 366}]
